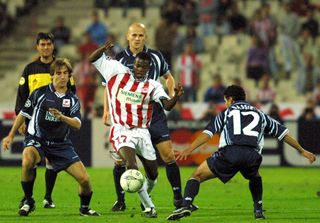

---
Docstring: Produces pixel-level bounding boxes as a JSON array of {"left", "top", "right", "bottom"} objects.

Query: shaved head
[{"left": 127, "top": 23, "right": 147, "bottom": 54}]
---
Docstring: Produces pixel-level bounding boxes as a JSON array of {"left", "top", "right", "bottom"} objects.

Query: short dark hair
[
  {"left": 50, "top": 58, "right": 72, "bottom": 76},
  {"left": 224, "top": 85, "right": 246, "bottom": 101},
  {"left": 135, "top": 52, "right": 151, "bottom": 64},
  {"left": 36, "top": 32, "right": 54, "bottom": 44}
]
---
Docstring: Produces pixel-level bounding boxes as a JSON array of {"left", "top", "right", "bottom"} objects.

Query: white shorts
[{"left": 109, "top": 125, "right": 156, "bottom": 161}]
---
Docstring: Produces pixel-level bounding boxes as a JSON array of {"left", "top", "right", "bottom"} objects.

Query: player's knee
[
  {"left": 114, "top": 160, "right": 125, "bottom": 166},
  {"left": 22, "top": 152, "right": 36, "bottom": 169},
  {"left": 160, "top": 149, "right": 175, "bottom": 163},
  {"left": 79, "top": 174, "right": 90, "bottom": 188}
]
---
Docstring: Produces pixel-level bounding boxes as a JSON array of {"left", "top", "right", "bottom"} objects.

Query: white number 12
[{"left": 229, "top": 110, "right": 259, "bottom": 137}]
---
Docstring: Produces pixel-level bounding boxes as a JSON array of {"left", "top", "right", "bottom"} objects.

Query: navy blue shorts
[
  {"left": 206, "top": 145, "right": 262, "bottom": 183},
  {"left": 149, "top": 103, "right": 170, "bottom": 145},
  {"left": 24, "top": 135, "right": 80, "bottom": 172}
]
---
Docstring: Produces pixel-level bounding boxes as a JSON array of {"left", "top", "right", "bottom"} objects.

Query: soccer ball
[{"left": 120, "top": 169, "right": 145, "bottom": 193}]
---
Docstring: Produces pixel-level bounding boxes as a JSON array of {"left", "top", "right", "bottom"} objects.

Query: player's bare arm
[
  {"left": 2, "top": 113, "right": 26, "bottom": 150},
  {"left": 89, "top": 41, "right": 114, "bottom": 63},
  {"left": 48, "top": 108, "right": 81, "bottom": 130},
  {"left": 102, "top": 88, "right": 111, "bottom": 126},
  {"left": 162, "top": 72, "right": 175, "bottom": 98},
  {"left": 175, "top": 132, "right": 211, "bottom": 160},
  {"left": 161, "top": 83, "right": 184, "bottom": 111},
  {"left": 283, "top": 134, "right": 316, "bottom": 163}
]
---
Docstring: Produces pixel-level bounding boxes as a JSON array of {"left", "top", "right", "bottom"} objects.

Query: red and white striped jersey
[{"left": 93, "top": 53, "right": 170, "bottom": 128}]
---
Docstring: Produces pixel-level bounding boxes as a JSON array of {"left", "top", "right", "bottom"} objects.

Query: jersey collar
[{"left": 125, "top": 45, "right": 149, "bottom": 57}]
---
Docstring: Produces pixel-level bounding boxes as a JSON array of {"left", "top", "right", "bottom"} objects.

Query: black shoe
[
  {"left": 43, "top": 199, "right": 55, "bottom": 208},
  {"left": 141, "top": 207, "right": 157, "bottom": 218},
  {"left": 80, "top": 207, "right": 100, "bottom": 216},
  {"left": 111, "top": 200, "right": 126, "bottom": 212},
  {"left": 254, "top": 210, "right": 265, "bottom": 220},
  {"left": 167, "top": 206, "right": 191, "bottom": 220},
  {"left": 18, "top": 197, "right": 26, "bottom": 209},
  {"left": 18, "top": 199, "right": 35, "bottom": 216},
  {"left": 174, "top": 199, "right": 198, "bottom": 212}
]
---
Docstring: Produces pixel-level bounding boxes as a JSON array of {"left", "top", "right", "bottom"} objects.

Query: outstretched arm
[
  {"left": 2, "top": 113, "right": 25, "bottom": 150},
  {"left": 162, "top": 72, "right": 175, "bottom": 98},
  {"left": 89, "top": 41, "right": 114, "bottom": 63},
  {"left": 103, "top": 88, "right": 111, "bottom": 126},
  {"left": 161, "top": 83, "right": 184, "bottom": 111},
  {"left": 175, "top": 132, "right": 211, "bottom": 160},
  {"left": 284, "top": 134, "right": 316, "bottom": 163}
]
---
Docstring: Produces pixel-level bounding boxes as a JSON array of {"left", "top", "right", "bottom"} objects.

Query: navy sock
[
  {"left": 249, "top": 176, "right": 263, "bottom": 211},
  {"left": 182, "top": 179, "right": 200, "bottom": 207},
  {"left": 113, "top": 165, "right": 126, "bottom": 202},
  {"left": 79, "top": 191, "right": 93, "bottom": 208},
  {"left": 166, "top": 161, "right": 182, "bottom": 200},
  {"left": 45, "top": 169, "right": 57, "bottom": 200},
  {"left": 21, "top": 181, "right": 34, "bottom": 202}
]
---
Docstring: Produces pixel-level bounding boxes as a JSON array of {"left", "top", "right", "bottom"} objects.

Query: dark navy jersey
[
  {"left": 115, "top": 46, "right": 170, "bottom": 81},
  {"left": 20, "top": 84, "right": 81, "bottom": 142},
  {"left": 204, "top": 101, "right": 288, "bottom": 154}
]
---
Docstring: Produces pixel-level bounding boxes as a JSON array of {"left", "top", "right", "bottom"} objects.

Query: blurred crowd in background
[{"left": 1, "top": 0, "right": 320, "bottom": 122}]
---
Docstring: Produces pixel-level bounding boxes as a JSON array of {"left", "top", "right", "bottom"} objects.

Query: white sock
[
  {"left": 146, "top": 177, "right": 157, "bottom": 194},
  {"left": 138, "top": 181, "right": 155, "bottom": 209}
]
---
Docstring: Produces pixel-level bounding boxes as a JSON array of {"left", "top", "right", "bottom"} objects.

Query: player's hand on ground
[
  {"left": 174, "top": 148, "right": 193, "bottom": 160},
  {"left": 48, "top": 108, "right": 63, "bottom": 120},
  {"left": 174, "top": 83, "right": 184, "bottom": 97},
  {"left": 102, "top": 111, "right": 111, "bottom": 126},
  {"left": 2, "top": 135, "right": 13, "bottom": 150},
  {"left": 301, "top": 150, "right": 316, "bottom": 163},
  {"left": 18, "top": 122, "right": 26, "bottom": 135}
]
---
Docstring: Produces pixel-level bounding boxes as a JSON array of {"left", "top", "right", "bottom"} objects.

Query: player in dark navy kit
[
  {"left": 3, "top": 58, "right": 100, "bottom": 217},
  {"left": 103, "top": 23, "right": 192, "bottom": 212},
  {"left": 167, "top": 85, "right": 316, "bottom": 221}
]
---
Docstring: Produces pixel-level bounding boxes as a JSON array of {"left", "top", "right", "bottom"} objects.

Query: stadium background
[{"left": 0, "top": 0, "right": 320, "bottom": 167}]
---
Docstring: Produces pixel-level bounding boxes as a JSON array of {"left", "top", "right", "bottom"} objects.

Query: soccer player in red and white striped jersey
[{"left": 90, "top": 42, "right": 183, "bottom": 217}]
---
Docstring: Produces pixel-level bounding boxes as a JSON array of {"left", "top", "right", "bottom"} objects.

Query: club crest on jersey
[
  {"left": 141, "top": 87, "right": 148, "bottom": 93},
  {"left": 62, "top": 99, "right": 70, "bottom": 107}
]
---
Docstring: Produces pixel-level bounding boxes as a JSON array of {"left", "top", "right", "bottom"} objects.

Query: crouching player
[{"left": 2, "top": 58, "right": 100, "bottom": 217}]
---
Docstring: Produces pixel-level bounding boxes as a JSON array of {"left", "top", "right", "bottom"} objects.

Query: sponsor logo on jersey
[
  {"left": 19, "top": 77, "right": 25, "bottom": 85},
  {"left": 62, "top": 99, "right": 70, "bottom": 107},
  {"left": 117, "top": 88, "right": 143, "bottom": 105},
  {"left": 24, "top": 99, "right": 31, "bottom": 108}
]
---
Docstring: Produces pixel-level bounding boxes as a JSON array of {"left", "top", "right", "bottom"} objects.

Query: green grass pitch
[{"left": 0, "top": 167, "right": 319, "bottom": 223}]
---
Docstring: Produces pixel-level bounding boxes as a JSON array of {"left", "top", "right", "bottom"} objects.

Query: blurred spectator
[
  {"left": 155, "top": 18, "right": 178, "bottom": 67},
  {"left": 268, "top": 103, "right": 284, "bottom": 124},
  {"left": 161, "top": 0, "right": 182, "bottom": 25},
  {"left": 181, "top": 1, "right": 198, "bottom": 27},
  {"left": 301, "top": 9, "right": 319, "bottom": 41},
  {"left": 256, "top": 74, "right": 276, "bottom": 105},
  {"left": 175, "top": 42, "right": 201, "bottom": 102},
  {"left": 174, "top": 26, "right": 204, "bottom": 55},
  {"left": 204, "top": 74, "right": 226, "bottom": 104},
  {"left": 0, "top": 2, "right": 15, "bottom": 40},
  {"left": 50, "top": 16, "right": 71, "bottom": 51},
  {"left": 200, "top": 102, "right": 217, "bottom": 121},
  {"left": 78, "top": 31, "right": 99, "bottom": 57},
  {"left": 228, "top": 2, "right": 247, "bottom": 34},
  {"left": 86, "top": 11, "right": 108, "bottom": 46},
  {"left": 279, "top": 2, "right": 304, "bottom": 80},
  {"left": 197, "top": 0, "right": 216, "bottom": 36},
  {"left": 313, "top": 80, "right": 320, "bottom": 106},
  {"left": 246, "top": 35, "right": 269, "bottom": 85},
  {"left": 122, "top": 0, "right": 146, "bottom": 17},
  {"left": 298, "top": 53, "right": 320, "bottom": 94},
  {"left": 73, "top": 53, "right": 98, "bottom": 118},
  {"left": 298, "top": 107, "right": 317, "bottom": 121},
  {"left": 167, "top": 101, "right": 193, "bottom": 121}
]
